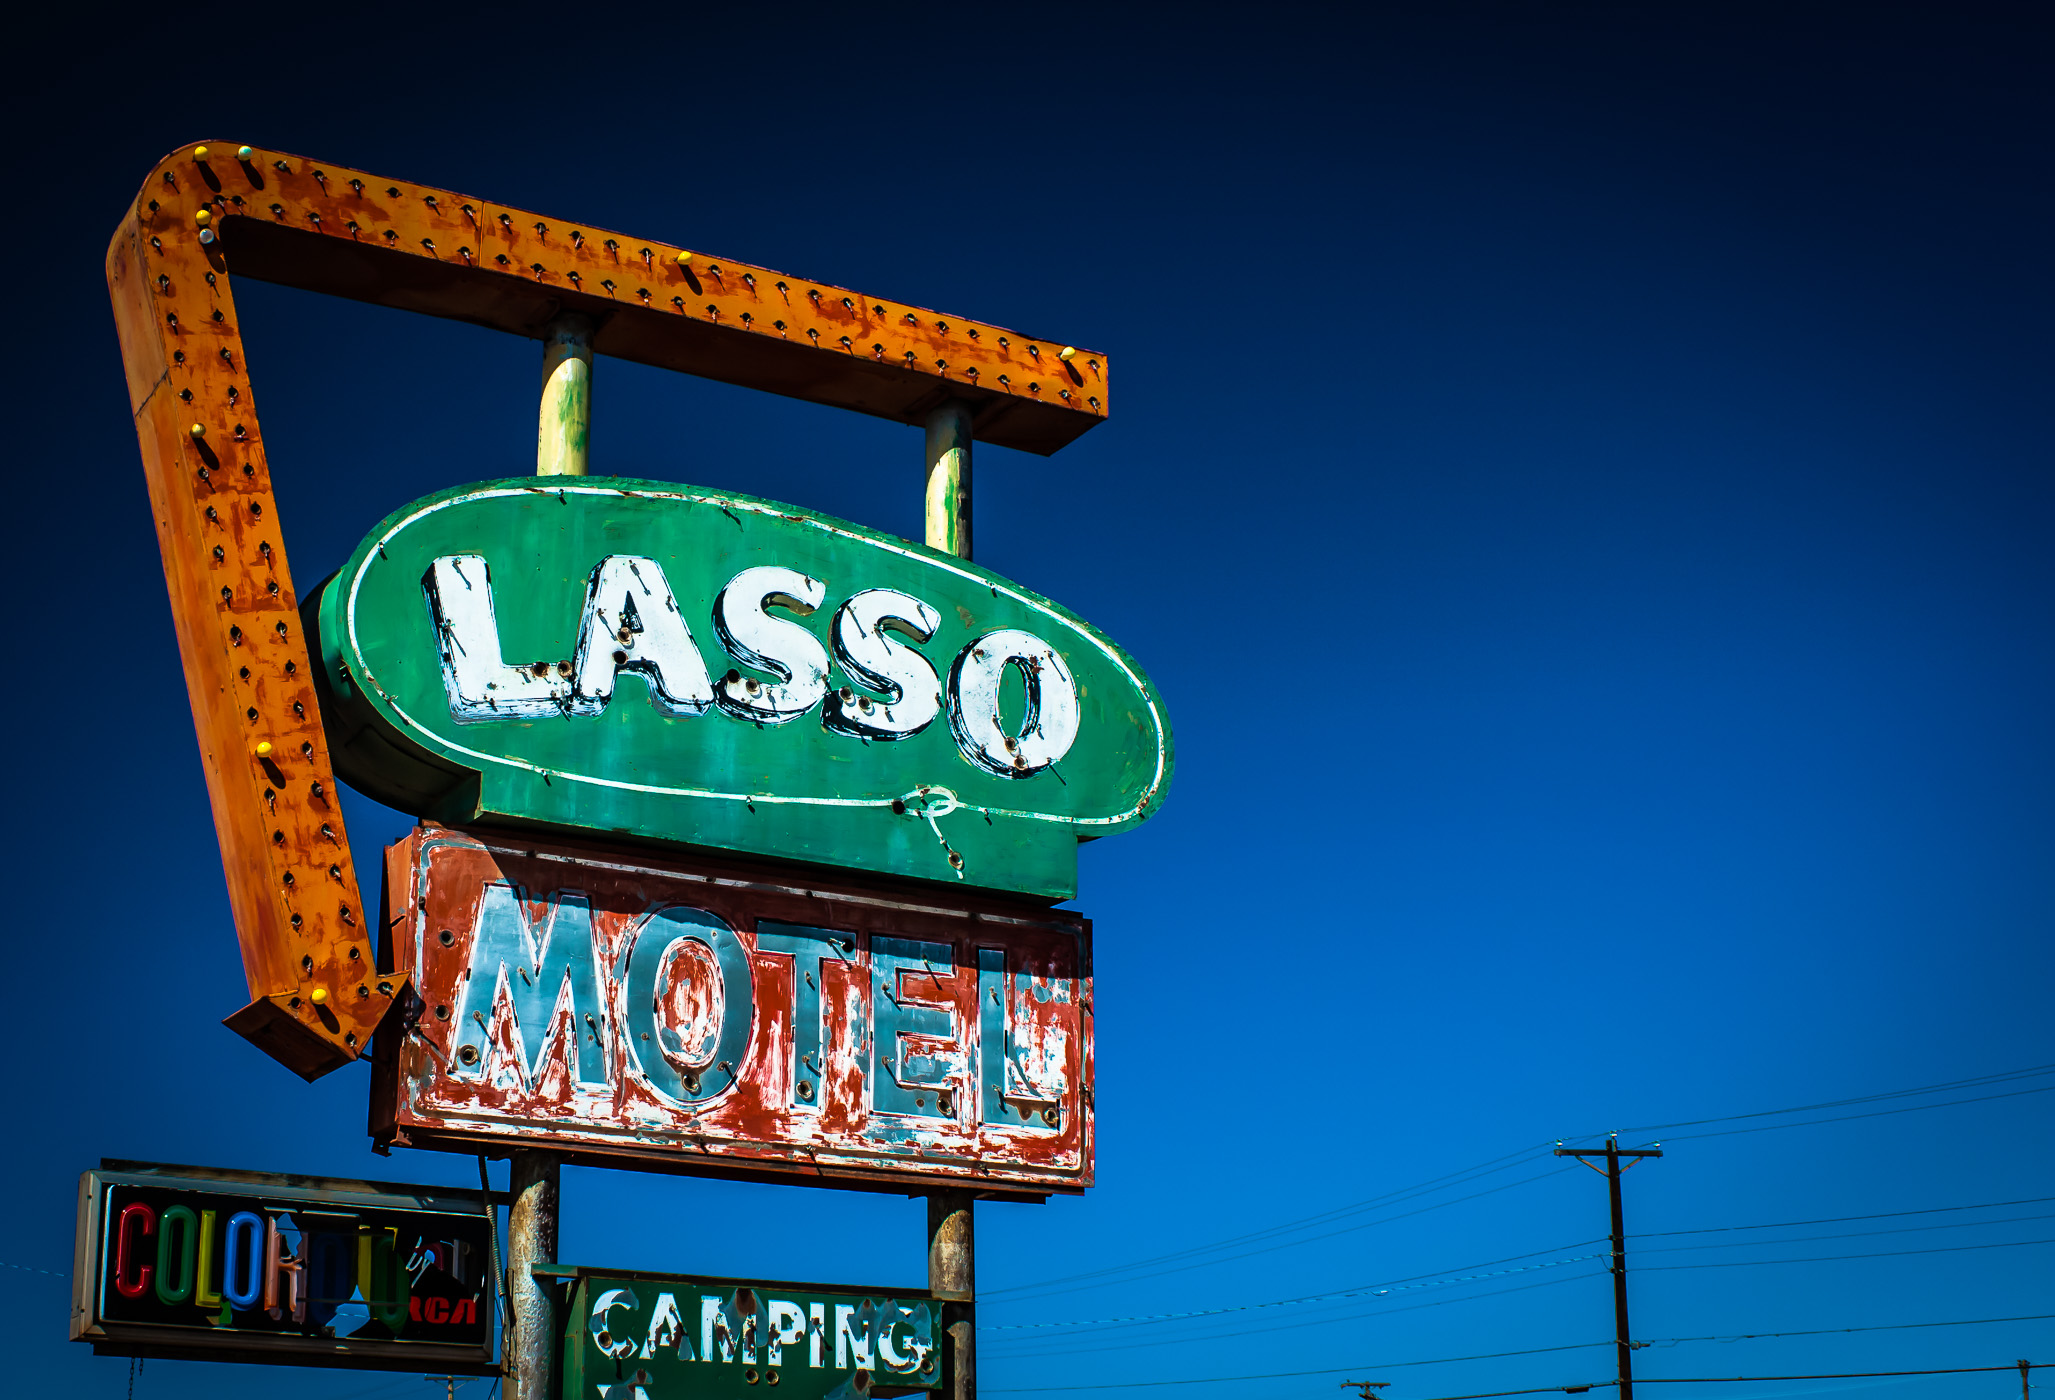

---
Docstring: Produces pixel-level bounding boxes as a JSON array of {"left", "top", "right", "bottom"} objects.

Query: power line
[
  {"left": 983, "top": 1318, "right": 2055, "bottom": 1391},
  {"left": 1419, "top": 1388, "right": 1618, "bottom": 1400},
  {"left": 1634, "top": 1363, "right": 2046, "bottom": 1385},
  {"left": 1633, "top": 1212, "right": 2055, "bottom": 1255},
  {"left": 984, "top": 1273, "right": 1609, "bottom": 1360},
  {"left": 990, "top": 1060, "right": 2055, "bottom": 1302},
  {"left": 1420, "top": 1374, "right": 2054, "bottom": 1400},
  {"left": 989, "top": 1220, "right": 2051, "bottom": 1354},
  {"left": 991, "top": 1202, "right": 2055, "bottom": 1348},
  {"left": 1642, "top": 1084, "right": 2055, "bottom": 1144},
  {"left": 982, "top": 1149, "right": 1565, "bottom": 1300},
  {"left": 1633, "top": 1195, "right": 2055, "bottom": 1238},
  {"left": 987, "top": 1240, "right": 1610, "bottom": 1332},
  {"left": 989, "top": 1226, "right": 2052, "bottom": 1347},
  {"left": 1638, "top": 1236, "right": 2054, "bottom": 1271},
  {"left": 988, "top": 1166, "right": 1578, "bottom": 1305},
  {"left": 1649, "top": 1313, "right": 2055, "bottom": 1347},
  {"left": 1617, "top": 1063, "right": 2055, "bottom": 1133}
]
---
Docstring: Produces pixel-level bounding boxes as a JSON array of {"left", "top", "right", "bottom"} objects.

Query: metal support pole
[
  {"left": 924, "top": 401, "right": 974, "bottom": 560},
  {"left": 927, "top": 1189, "right": 975, "bottom": 1400},
  {"left": 537, "top": 314, "right": 593, "bottom": 477},
  {"left": 505, "top": 1151, "right": 560, "bottom": 1400}
]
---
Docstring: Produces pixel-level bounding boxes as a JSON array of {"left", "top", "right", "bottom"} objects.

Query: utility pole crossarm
[{"left": 1554, "top": 1147, "right": 1665, "bottom": 1158}]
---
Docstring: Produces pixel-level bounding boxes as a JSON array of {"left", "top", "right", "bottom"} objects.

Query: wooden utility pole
[{"left": 1554, "top": 1136, "right": 1663, "bottom": 1400}]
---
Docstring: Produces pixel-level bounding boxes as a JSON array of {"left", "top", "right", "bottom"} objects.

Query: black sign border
[{"left": 72, "top": 1160, "right": 500, "bottom": 1375}]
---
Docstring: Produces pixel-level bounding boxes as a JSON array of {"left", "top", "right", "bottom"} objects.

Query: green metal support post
[
  {"left": 538, "top": 315, "right": 593, "bottom": 477},
  {"left": 928, "top": 398, "right": 974, "bottom": 1389},
  {"left": 505, "top": 319, "right": 581, "bottom": 1400},
  {"left": 925, "top": 400, "right": 973, "bottom": 560},
  {"left": 926, "top": 405, "right": 977, "bottom": 1397}
]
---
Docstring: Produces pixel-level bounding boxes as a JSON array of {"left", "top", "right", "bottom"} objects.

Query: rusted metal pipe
[
  {"left": 924, "top": 400, "right": 973, "bottom": 560},
  {"left": 505, "top": 1151, "right": 559, "bottom": 1400},
  {"left": 537, "top": 315, "right": 593, "bottom": 477},
  {"left": 927, "top": 1189, "right": 975, "bottom": 1400}
]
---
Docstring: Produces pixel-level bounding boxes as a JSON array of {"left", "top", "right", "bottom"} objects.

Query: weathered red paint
[{"left": 372, "top": 826, "right": 1093, "bottom": 1199}]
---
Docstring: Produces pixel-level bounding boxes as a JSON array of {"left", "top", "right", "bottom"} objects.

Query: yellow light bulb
[
  {"left": 193, "top": 208, "right": 212, "bottom": 226},
  {"left": 255, "top": 741, "right": 273, "bottom": 756},
  {"left": 310, "top": 987, "right": 328, "bottom": 1004},
  {"left": 189, "top": 423, "right": 206, "bottom": 438},
  {"left": 675, "top": 250, "right": 693, "bottom": 267},
  {"left": 1059, "top": 346, "right": 1077, "bottom": 362},
  {"left": 193, "top": 146, "right": 209, "bottom": 161}
]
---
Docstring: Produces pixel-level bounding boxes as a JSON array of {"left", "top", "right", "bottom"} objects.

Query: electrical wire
[
  {"left": 1631, "top": 1364, "right": 2045, "bottom": 1385},
  {"left": 1637, "top": 1236, "right": 2053, "bottom": 1271},
  {"left": 1649, "top": 1312, "right": 2055, "bottom": 1347},
  {"left": 1616, "top": 1062, "right": 2055, "bottom": 1133},
  {"left": 990, "top": 1166, "right": 1579, "bottom": 1306},
  {"left": 984, "top": 1273, "right": 1608, "bottom": 1359},
  {"left": 991, "top": 1210, "right": 2051, "bottom": 1345},
  {"left": 988, "top": 1241, "right": 1610, "bottom": 1332},
  {"left": 1631, "top": 1212, "right": 2055, "bottom": 1255},
  {"left": 982, "top": 1146, "right": 1563, "bottom": 1300},
  {"left": 990, "top": 1309, "right": 2055, "bottom": 1371},
  {"left": 991, "top": 1213, "right": 2051, "bottom": 1343},
  {"left": 1413, "top": 1381, "right": 1619, "bottom": 1389},
  {"left": 992, "top": 1060, "right": 2055, "bottom": 1303},
  {"left": 1637, "top": 1083, "right": 2055, "bottom": 1144},
  {"left": 989, "top": 1361, "right": 2050, "bottom": 1396},
  {"left": 1632, "top": 1195, "right": 2055, "bottom": 1239}
]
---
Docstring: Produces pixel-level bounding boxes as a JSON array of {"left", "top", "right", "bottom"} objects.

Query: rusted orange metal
[{"left": 106, "top": 141, "right": 1109, "bottom": 1082}]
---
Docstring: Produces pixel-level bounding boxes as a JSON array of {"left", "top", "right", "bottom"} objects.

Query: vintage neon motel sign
[
  {"left": 72, "top": 1163, "right": 495, "bottom": 1373},
  {"left": 108, "top": 141, "right": 1126, "bottom": 1076},
  {"left": 375, "top": 826, "right": 1092, "bottom": 1196},
  {"left": 549, "top": 1265, "right": 947, "bottom": 1400},
  {"left": 319, "top": 479, "right": 1171, "bottom": 900}
]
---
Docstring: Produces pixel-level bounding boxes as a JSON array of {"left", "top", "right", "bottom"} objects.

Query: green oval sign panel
[{"left": 312, "top": 478, "right": 1172, "bottom": 898}]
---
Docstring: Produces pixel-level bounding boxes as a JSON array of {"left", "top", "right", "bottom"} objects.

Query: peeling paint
[
  {"left": 376, "top": 826, "right": 1093, "bottom": 1194},
  {"left": 562, "top": 1269, "right": 937, "bottom": 1399}
]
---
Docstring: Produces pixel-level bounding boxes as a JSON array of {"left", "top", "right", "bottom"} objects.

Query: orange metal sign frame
[{"left": 105, "top": 140, "right": 1109, "bottom": 1082}]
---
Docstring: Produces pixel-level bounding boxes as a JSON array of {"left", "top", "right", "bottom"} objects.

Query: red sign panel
[{"left": 373, "top": 827, "right": 1092, "bottom": 1197}]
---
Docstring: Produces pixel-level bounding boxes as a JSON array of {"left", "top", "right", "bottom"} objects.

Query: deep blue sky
[{"left": 7, "top": 4, "right": 2051, "bottom": 1399}]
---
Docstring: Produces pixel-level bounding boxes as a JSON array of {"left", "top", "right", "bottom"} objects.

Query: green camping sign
[{"left": 311, "top": 478, "right": 1171, "bottom": 897}]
